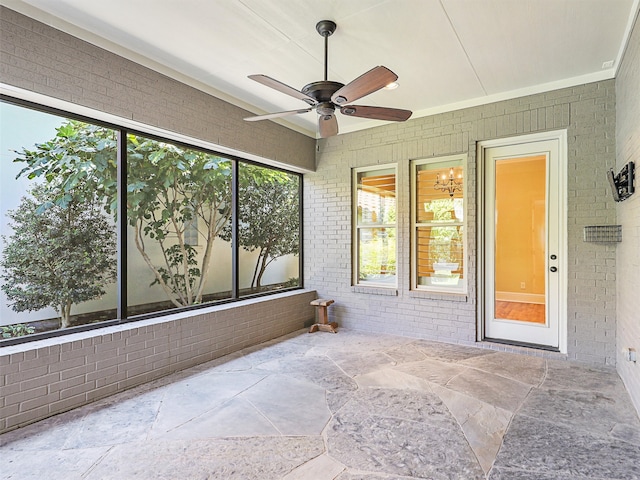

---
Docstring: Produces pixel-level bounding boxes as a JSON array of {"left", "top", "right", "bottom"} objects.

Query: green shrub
[{"left": 1, "top": 323, "right": 35, "bottom": 338}]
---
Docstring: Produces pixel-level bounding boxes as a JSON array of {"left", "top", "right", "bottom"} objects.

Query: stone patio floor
[{"left": 1, "top": 328, "right": 640, "bottom": 479}]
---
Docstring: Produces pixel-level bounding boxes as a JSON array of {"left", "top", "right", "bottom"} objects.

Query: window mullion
[{"left": 117, "top": 129, "right": 128, "bottom": 321}]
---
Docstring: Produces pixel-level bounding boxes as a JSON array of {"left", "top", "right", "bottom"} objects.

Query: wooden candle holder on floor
[{"left": 309, "top": 299, "right": 337, "bottom": 333}]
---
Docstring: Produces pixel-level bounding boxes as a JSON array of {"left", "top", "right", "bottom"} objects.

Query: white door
[{"left": 482, "top": 134, "right": 566, "bottom": 351}]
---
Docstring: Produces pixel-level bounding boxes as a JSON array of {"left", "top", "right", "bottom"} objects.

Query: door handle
[{"left": 550, "top": 266, "right": 558, "bottom": 272}]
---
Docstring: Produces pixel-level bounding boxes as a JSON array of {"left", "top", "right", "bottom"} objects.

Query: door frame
[{"left": 477, "top": 130, "right": 568, "bottom": 354}]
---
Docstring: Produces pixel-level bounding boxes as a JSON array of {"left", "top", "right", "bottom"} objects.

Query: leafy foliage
[
  {"left": 221, "top": 164, "right": 300, "bottom": 290},
  {"left": 126, "top": 135, "right": 232, "bottom": 305},
  {"left": 13, "top": 120, "right": 233, "bottom": 308},
  {"left": 1, "top": 184, "right": 117, "bottom": 327},
  {"left": 1, "top": 323, "right": 35, "bottom": 338}
]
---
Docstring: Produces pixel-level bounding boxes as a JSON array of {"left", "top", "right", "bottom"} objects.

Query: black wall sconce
[{"left": 607, "top": 161, "right": 635, "bottom": 202}]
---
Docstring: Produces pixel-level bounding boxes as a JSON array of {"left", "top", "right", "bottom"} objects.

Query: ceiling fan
[{"left": 244, "top": 20, "right": 412, "bottom": 138}]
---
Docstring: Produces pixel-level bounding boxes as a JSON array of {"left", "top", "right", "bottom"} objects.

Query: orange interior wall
[{"left": 495, "top": 156, "right": 546, "bottom": 295}]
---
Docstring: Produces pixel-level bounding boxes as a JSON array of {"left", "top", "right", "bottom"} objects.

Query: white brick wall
[
  {"left": 306, "top": 81, "right": 617, "bottom": 365},
  {"left": 616, "top": 14, "right": 640, "bottom": 415},
  {"left": 0, "top": 290, "right": 316, "bottom": 433}
]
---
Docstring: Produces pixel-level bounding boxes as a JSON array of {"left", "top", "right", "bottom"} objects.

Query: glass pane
[
  {"left": 357, "top": 168, "right": 396, "bottom": 225},
  {"left": 358, "top": 227, "right": 396, "bottom": 284},
  {"left": 494, "top": 156, "right": 546, "bottom": 324},
  {"left": 416, "top": 161, "right": 463, "bottom": 223},
  {"left": 237, "top": 163, "right": 301, "bottom": 295},
  {"left": 416, "top": 226, "right": 464, "bottom": 289},
  {"left": 1, "top": 102, "right": 118, "bottom": 337},
  {"left": 126, "top": 135, "right": 232, "bottom": 316}
]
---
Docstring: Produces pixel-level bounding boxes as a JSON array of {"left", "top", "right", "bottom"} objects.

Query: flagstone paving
[{"left": 1, "top": 328, "right": 639, "bottom": 479}]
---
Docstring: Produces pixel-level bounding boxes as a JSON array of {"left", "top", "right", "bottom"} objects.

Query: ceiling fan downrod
[
  {"left": 316, "top": 20, "right": 336, "bottom": 81},
  {"left": 244, "top": 18, "right": 411, "bottom": 138}
]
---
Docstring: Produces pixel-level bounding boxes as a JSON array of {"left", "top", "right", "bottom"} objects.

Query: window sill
[
  {"left": 408, "top": 289, "right": 468, "bottom": 302},
  {"left": 352, "top": 285, "right": 398, "bottom": 296}
]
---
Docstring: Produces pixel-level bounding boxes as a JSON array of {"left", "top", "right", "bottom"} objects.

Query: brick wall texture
[
  {"left": 615, "top": 12, "right": 640, "bottom": 415},
  {"left": 0, "top": 7, "right": 317, "bottom": 434},
  {"left": 0, "top": 5, "right": 638, "bottom": 426},
  {"left": 0, "top": 6, "right": 316, "bottom": 171},
  {"left": 306, "top": 81, "right": 618, "bottom": 365},
  {"left": 0, "top": 291, "right": 316, "bottom": 433}
]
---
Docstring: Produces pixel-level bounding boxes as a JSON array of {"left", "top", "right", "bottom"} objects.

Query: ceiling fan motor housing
[
  {"left": 316, "top": 20, "right": 337, "bottom": 37},
  {"left": 301, "top": 80, "right": 344, "bottom": 104},
  {"left": 244, "top": 19, "right": 411, "bottom": 137}
]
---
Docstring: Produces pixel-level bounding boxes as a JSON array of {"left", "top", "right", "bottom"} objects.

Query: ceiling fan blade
[
  {"left": 331, "top": 66, "right": 398, "bottom": 105},
  {"left": 248, "top": 74, "right": 317, "bottom": 105},
  {"left": 318, "top": 114, "right": 338, "bottom": 138},
  {"left": 244, "top": 108, "right": 312, "bottom": 122},
  {"left": 340, "top": 105, "right": 412, "bottom": 122}
]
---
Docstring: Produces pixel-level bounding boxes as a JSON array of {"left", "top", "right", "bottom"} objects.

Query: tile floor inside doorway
[{"left": 2, "top": 329, "right": 640, "bottom": 479}]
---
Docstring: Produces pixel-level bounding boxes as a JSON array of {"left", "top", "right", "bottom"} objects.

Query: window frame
[
  {"left": 410, "top": 154, "right": 467, "bottom": 294},
  {"left": 0, "top": 95, "right": 304, "bottom": 345},
  {"left": 352, "top": 163, "right": 398, "bottom": 288}
]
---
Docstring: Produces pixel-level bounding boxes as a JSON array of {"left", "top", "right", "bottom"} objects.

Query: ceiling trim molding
[
  {"left": 615, "top": 0, "right": 640, "bottom": 76},
  {"left": 337, "top": 69, "right": 616, "bottom": 136}
]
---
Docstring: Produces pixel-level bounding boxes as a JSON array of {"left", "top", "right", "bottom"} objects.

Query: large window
[
  {"left": 411, "top": 155, "right": 466, "bottom": 293},
  {"left": 353, "top": 165, "right": 397, "bottom": 287},
  {"left": 126, "top": 134, "right": 233, "bottom": 316},
  {"left": 0, "top": 105, "right": 118, "bottom": 334},
  {"left": 0, "top": 99, "right": 302, "bottom": 343},
  {"left": 237, "top": 163, "right": 300, "bottom": 295}
]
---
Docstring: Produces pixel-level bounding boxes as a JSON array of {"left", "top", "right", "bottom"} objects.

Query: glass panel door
[{"left": 483, "top": 138, "right": 562, "bottom": 349}]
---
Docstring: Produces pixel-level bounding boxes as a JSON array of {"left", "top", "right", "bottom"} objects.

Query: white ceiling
[{"left": 4, "top": 0, "right": 639, "bottom": 138}]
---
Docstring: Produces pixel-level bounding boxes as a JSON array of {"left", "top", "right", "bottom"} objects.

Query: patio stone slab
[
  {"left": 84, "top": 436, "right": 325, "bottom": 480},
  {"left": 445, "top": 368, "right": 532, "bottom": 412},
  {"left": 493, "top": 414, "right": 640, "bottom": 480},
  {"left": 432, "top": 384, "right": 512, "bottom": 473},
  {"left": 327, "top": 350, "right": 397, "bottom": 377},
  {"left": 150, "top": 371, "right": 266, "bottom": 435},
  {"left": 460, "top": 351, "right": 546, "bottom": 386},
  {"left": 157, "top": 397, "right": 280, "bottom": 439},
  {"left": 328, "top": 413, "right": 484, "bottom": 479},
  {"left": 2, "top": 329, "right": 639, "bottom": 480},
  {"left": 327, "top": 388, "right": 483, "bottom": 479},
  {"left": 240, "top": 374, "right": 331, "bottom": 435},
  {"left": 488, "top": 467, "right": 587, "bottom": 480},
  {"left": 0, "top": 446, "right": 111, "bottom": 480},
  {"left": 394, "top": 357, "right": 467, "bottom": 386},
  {"left": 355, "top": 367, "right": 434, "bottom": 392},
  {"left": 282, "top": 454, "right": 345, "bottom": 479},
  {"left": 544, "top": 360, "right": 626, "bottom": 393},
  {"left": 411, "top": 339, "right": 495, "bottom": 363},
  {"left": 518, "top": 386, "right": 640, "bottom": 437}
]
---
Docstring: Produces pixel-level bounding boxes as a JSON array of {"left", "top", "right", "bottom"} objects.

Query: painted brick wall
[
  {"left": 0, "top": 6, "right": 316, "bottom": 171},
  {"left": 0, "top": 290, "right": 316, "bottom": 433},
  {"left": 306, "top": 81, "right": 617, "bottom": 365},
  {"left": 0, "top": 7, "right": 317, "bottom": 434},
  {"left": 615, "top": 13, "right": 640, "bottom": 415}
]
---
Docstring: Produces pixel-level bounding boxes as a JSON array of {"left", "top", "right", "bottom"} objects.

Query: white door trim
[{"left": 477, "top": 130, "right": 567, "bottom": 354}]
